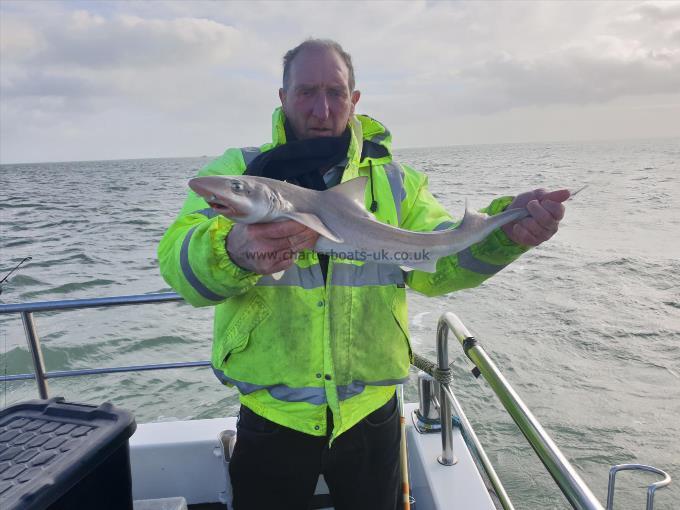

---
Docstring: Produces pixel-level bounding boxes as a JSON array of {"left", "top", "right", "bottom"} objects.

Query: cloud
[
  {"left": 1, "top": 8, "right": 257, "bottom": 117},
  {"left": 1, "top": 0, "right": 679, "bottom": 163},
  {"left": 454, "top": 43, "right": 680, "bottom": 114},
  {"left": 634, "top": 2, "right": 680, "bottom": 23},
  {"left": 36, "top": 12, "right": 241, "bottom": 69}
]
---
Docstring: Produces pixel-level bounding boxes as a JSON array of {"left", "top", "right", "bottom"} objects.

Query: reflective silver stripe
[
  {"left": 241, "top": 147, "right": 262, "bottom": 167},
  {"left": 213, "top": 368, "right": 407, "bottom": 404},
  {"left": 212, "top": 368, "right": 326, "bottom": 405},
  {"left": 434, "top": 220, "right": 455, "bottom": 231},
  {"left": 457, "top": 247, "right": 508, "bottom": 275},
  {"left": 331, "top": 262, "right": 405, "bottom": 287},
  {"left": 256, "top": 264, "right": 324, "bottom": 289},
  {"left": 180, "top": 227, "right": 226, "bottom": 302},
  {"left": 384, "top": 162, "right": 406, "bottom": 223},
  {"left": 370, "top": 129, "right": 391, "bottom": 145},
  {"left": 269, "top": 386, "right": 325, "bottom": 406},
  {"left": 337, "top": 382, "right": 365, "bottom": 400},
  {"left": 193, "top": 208, "right": 219, "bottom": 219},
  {"left": 337, "top": 377, "right": 409, "bottom": 401}
]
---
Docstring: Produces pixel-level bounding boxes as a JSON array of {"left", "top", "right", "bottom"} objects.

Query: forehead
[{"left": 288, "top": 47, "right": 350, "bottom": 88}]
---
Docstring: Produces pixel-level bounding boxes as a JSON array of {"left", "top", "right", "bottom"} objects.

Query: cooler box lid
[{"left": 0, "top": 397, "right": 136, "bottom": 510}]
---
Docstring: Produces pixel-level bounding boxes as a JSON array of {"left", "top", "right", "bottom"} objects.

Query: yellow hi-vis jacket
[{"left": 158, "top": 108, "right": 528, "bottom": 440}]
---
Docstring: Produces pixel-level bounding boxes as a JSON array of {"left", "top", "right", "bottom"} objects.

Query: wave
[{"left": 21, "top": 279, "right": 118, "bottom": 299}]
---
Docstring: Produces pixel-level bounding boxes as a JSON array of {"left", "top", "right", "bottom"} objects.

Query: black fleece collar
[{"left": 245, "top": 123, "right": 351, "bottom": 192}]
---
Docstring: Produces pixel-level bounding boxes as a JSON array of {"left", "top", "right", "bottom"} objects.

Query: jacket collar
[{"left": 270, "top": 108, "right": 393, "bottom": 181}]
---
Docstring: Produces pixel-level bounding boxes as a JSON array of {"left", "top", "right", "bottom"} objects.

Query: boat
[{"left": 0, "top": 293, "right": 672, "bottom": 509}]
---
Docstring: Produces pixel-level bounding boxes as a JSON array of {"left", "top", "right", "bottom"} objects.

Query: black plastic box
[{"left": 0, "top": 397, "right": 137, "bottom": 510}]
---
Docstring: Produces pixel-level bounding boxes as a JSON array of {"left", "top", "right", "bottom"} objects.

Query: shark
[{"left": 188, "top": 174, "right": 534, "bottom": 273}]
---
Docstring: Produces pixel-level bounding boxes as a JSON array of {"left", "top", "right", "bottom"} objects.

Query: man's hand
[
  {"left": 226, "top": 220, "right": 319, "bottom": 275},
  {"left": 501, "top": 189, "right": 570, "bottom": 247}
]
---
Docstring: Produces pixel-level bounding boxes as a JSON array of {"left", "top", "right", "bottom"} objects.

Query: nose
[
  {"left": 188, "top": 177, "right": 210, "bottom": 197},
  {"left": 311, "top": 92, "right": 330, "bottom": 120},
  {"left": 188, "top": 176, "right": 222, "bottom": 199}
]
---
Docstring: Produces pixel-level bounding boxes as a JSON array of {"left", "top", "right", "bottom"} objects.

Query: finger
[
  {"left": 541, "top": 189, "right": 570, "bottom": 203},
  {"left": 532, "top": 188, "right": 549, "bottom": 201},
  {"left": 246, "top": 225, "right": 315, "bottom": 252},
  {"left": 262, "top": 231, "right": 318, "bottom": 252},
  {"left": 540, "top": 199, "right": 566, "bottom": 222},
  {"left": 251, "top": 248, "right": 292, "bottom": 271},
  {"left": 519, "top": 217, "right": 554, "bottom": 241},
  {"left": 512, "top": 223, "right": 541, "bottom": 247},
  {"left": 508, "top": 188, "right": 549, "bottom": 210},
  {"left": 289, "top": 231, "right": 320, "bottom": 251},
  {"left": 245, "top": 236, "right": 287, "bottom": 253},
  {"left": 526, "top": 200, "right": 560, "bottom": 229},
  {"left": 265, "top": 253, "right": 297, "bottom": 274},
  {"left": 508, "top": 191, "right": 534, "bottom": 209},
  {"left": 250, "top": 220, "right": 314, "bottom": 239}
]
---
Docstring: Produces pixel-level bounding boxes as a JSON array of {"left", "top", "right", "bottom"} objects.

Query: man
[{"left": 158, "top": 39, "right": 568, "bottom": 510}]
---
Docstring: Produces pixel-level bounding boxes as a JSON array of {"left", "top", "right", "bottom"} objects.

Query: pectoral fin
[{"left": 283, "top": 212, "right": 344, "bottom": 243}]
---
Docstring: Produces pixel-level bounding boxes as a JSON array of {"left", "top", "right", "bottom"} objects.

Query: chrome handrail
[
  {"left": 413, "top": 326, "right": 514, "bottom": 510},
  {"left": 0, "top": 292, "right": 182, "bottom": 314},
  {"left": 2, "top": 361, "right": 212, "bottom": 382},
  {"left": 0, "top": 292, "right": 207, "bottom": 396},
  {"left": 440, "top": 312, "right": 604, "bottom": 510},
  {"left": 435, "top": 317, "right": 457, "bottom": 467},
  {"left": 606, "top": 464, "right": 671, "bottom": 510},
  {"left": 2, "top": 296, "right": 670, "bottom": 509}
]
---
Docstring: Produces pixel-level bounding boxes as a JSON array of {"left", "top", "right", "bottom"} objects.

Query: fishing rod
[{"left": 0, "top": 257, "right": 32, "bottom": 295}]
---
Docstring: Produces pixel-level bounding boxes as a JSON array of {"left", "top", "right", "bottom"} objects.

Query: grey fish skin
[{"left": 188, "top": 175, "right": 530, "bottom": 273}]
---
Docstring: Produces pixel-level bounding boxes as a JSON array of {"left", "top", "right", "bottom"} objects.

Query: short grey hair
[{"left": 282, "top": 39, "right": 355, "bottom": 92}]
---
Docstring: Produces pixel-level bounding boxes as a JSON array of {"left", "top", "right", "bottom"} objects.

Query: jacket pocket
[
  {"left": 212, "top": 291, "right": 271, "bottom": 367},
  {"left": 391, "top": 291, "right": 413, "bottom": 363}
]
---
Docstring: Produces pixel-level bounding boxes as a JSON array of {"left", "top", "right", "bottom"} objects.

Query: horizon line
[{"left": 1, "top": 134, "right": 678, "bottom": 166}]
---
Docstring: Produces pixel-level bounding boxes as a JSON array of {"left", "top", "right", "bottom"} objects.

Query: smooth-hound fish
[{"left": 188, "top": 175, "right": 532, "bottom": 273}]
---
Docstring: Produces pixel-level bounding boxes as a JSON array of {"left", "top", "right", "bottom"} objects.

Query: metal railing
[
  {"left": 1, "top": 295, "right": 671, "bottom": 509},
  {"left": 606, "top": 464, "right": 672, "bottom": 510},
  {"left": 448, "top": 312, "right": 602, "bottom": 509},
  {"left": 412, "top": 312, "right": 671, "bottom": 510},
  {"left": 0, "top": 293, "right": 210, "bottom": 397}
]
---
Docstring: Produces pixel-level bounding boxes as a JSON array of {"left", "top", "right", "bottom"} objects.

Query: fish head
[{"left": 188, "top": 175, "right": 275, "bottom": 223}]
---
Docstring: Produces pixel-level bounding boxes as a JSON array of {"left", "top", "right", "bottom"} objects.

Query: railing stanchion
[
  {"left": 436, "top": 317, "right": 457, "bottom": 465},
  {"left": 21, "top": 311, "right": 49, "bottom": 399}
]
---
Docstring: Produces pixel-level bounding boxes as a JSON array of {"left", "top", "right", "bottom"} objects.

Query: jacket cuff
[
  {"left": 211, "top": 217, "right": 261, "bottom": 284},
  {"left": 483, "top": 196, "right": 531, "bottom": 256}
]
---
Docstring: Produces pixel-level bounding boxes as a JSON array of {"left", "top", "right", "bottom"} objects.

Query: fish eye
[{"left": 230, "top": 181, "right": 244, "bottom": 193}]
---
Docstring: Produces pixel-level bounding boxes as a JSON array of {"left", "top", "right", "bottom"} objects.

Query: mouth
[
  {"left": 309, "top": 128, "right": 333, "bottom": 136},
  {"left": 208, "top": 202, "right": 244, "bottom": 217}
]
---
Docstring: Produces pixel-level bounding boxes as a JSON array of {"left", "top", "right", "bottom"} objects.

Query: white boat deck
[{"left": 129, "top": 403, "right": 497, "bottom": 509}]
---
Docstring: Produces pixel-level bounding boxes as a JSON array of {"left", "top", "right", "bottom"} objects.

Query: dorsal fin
[
  {"left": 457, "top": 200, "right": 488, "bottom": 230},
  {"left": 326, "top": 176, "right": 368, "bottom": 207}
]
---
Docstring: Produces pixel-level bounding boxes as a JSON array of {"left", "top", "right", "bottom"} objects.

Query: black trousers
[{"left": 229, "top": 395, "right": 400, "bottom": 510}]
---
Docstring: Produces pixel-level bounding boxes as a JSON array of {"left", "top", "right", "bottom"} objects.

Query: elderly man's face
[{"left": 279, "top": 47, "right": 360, "bottom": 140}]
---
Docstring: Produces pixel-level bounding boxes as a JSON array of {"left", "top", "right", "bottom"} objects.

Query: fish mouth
[{"left": 208, "top": 202, "right": 245, "bottom": 217}]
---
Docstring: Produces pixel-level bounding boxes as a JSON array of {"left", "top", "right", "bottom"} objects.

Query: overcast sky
[{"left": 1, "top": 0, "right": 679, "bottom": 164}]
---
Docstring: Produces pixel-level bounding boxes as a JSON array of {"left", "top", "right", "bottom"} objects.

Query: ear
[
  {"left": 350, "top": 90, "right": 361, "bottom": 114},
  {"left": 279, "top": 88, "right": 286, "bottom": 106}
]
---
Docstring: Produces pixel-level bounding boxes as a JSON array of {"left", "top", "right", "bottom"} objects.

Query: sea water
[{"left": 1, "top": 138, "right": 678, "bottom": 508}]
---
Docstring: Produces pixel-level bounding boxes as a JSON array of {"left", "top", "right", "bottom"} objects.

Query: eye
[{"left": 231, "top": 181, "right": 244, "bottom": 193}]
